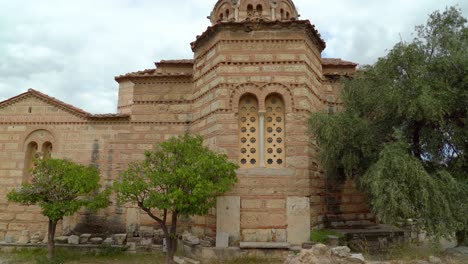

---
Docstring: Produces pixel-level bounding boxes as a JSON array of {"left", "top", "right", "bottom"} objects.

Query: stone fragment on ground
[
  {"left": 181, "top": 231, "right": 200, "bottom": 246},
  {"left": 446, "top": 246, "right": 468, "bottom": 256},
  {"left": 17, "top": 230, "right": 30, "bottom": 244},
  {"left": 79, "top": 234, "right": 92, "bottom": 244},
  {"left": 68, "top": 235, "right": 79, "bottom": 245},
  {"left": 428, "top": 256, "right": 441, "bottom": 263},
  {"left": 54, "top": 236, "right": 69, "bottom": 244},
  {"left": 113, "top": 234, "right": 127, "bottom": 245},
  {"left": 103, "top": 237, "right": 113, "bottom": 246},
  {"left": 284, "top": 244, "right": 366, "bottom": 264},
  {"left": 30, "top": 232, "right": 42, "bottom": 244},
  {"left": 89, "top": 237, "right": 103, "bottom": 244}
]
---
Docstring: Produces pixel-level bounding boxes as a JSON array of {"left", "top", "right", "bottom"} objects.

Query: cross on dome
[{"left": 210, "top": 0, "right": 299, "bottom": 25}]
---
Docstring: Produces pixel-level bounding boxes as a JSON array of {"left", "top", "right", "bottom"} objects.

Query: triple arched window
[{"left": 238, "top": 94, "right": 285, "bottom": 168}]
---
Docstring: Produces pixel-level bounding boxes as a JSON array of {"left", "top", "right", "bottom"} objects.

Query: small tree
[
  {"left": 113, "top": 134, "right": 238, "bottom": 264},
  {"left": 7, "top": 159, "right": 110, "bottom": 260}
]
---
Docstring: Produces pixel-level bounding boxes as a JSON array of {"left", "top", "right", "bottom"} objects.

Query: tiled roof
[
  {"left": 0, "top": 89, "right": 130, "bottom": 120},
  {"left": 322, "top": 58, "right": 357, "bottom": 67},
  {"left": 157, "top": 59, "right": 194, "bottom": 65},
  {"left": 115, "top": 69, "right": 192, "bottom": 81}
]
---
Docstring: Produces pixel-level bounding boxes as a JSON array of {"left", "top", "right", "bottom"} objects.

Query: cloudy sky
[{"left": 1, "top": 0, "right": 466, "bottom": 113}]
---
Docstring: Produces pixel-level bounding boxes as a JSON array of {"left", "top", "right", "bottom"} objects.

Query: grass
[
  {"left": 0, "top": 248, "right": 281, "bottom": 264},
  {"left": 1, "top": 247, "right": 165, "bottom": 264},
  {"left": 310, "top": 229, "right": 344, "bottom": 244}
]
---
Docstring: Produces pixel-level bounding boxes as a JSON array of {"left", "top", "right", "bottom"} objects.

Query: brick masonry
[{"left": 0, "top": 0, "right": 372, "bottom": 243}]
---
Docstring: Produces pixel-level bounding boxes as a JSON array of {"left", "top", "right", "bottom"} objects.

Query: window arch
[
  {"left": 238, "top": 94, "right": 260, "bottom": 168},
  {"left": 247, "top": 4, "right": 254, "bottom": 17},
  {"left": 256, "top": 5, "right": 263, "bottom": 16},
  {"left": 23, "top": 141, "right": 38, "bottom": 183},
  {"left": 238, "top": 93, "right": 286, "bottom": 168},
  {"left": 42, "top": 142, "right": 53, "bottom": 159},
  {"left": 225, "top": 9, "right": 230, "bottom": 19},
  {"left": 264, "top": 94, "right": 285, "bottom": 168}
]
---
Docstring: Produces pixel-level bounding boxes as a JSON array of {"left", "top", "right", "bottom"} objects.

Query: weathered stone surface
[
  {"left": 287, "top": 197, "right": 310, "bottom": 244},
  {"left": 17, "top": 230, "right": 30, "bottom": 244},
  {"left": 79, "top": 234, "right": 92, "bottom": 244},
  {"left": 4, "top": 236, "right": 15, "bottom": 244},
  {"left": 428, "top": 256, "right": 442, "bottom": 263},
  {"left": 216, "top": 196, "right": 240, "bottom": 246},
  {"left": 90, "top": 237, "right": 103, "bottom": 244},
  {"left": 103, "top": 237, "right": 113, "bottom": 245},
  {"left": 30, "top": 232, "right": 42, "bottom": 244},
  {"left": 216, "top": 232, "right": 229, "bottom": 248},
  {"left": 140, "top": 238, "right": 153, "bottom": 245},
  {"left": 54, "top": 236, "right": 69, "bottom": 244},
  {"left": 113, "top": 234, "right": 127, "bottom": 245},
  {"left": 284, "top": 244, "right": 363, "bottom": 264},
  {"left": 68, "top": 235, "right": 79, "bottom": 245},
  {"left": 240, "top": 242, "right": 290, "bottom": 249},
  {"left": 446, "top": 246, "right": 468, "bottom": 256},
  {"left": 347, "top": 253, "right": 366, "bottom": 263},
  {"left": 331, "top": 246, "right": 351, "bottom": 258}
]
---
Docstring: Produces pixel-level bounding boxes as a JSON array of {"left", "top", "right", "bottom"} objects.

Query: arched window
[
  {"left": 247, "top": 4, "right": 254, "bottom": 17},
  {"left": 42, "top": 142, "right": 53, "bottom": 159},
  {"left": 286, "top": 12, "right": 290, "bottom": 20},
  {"left": 280, "top": 9, "right": 284, "bottom": 20},
  {"left": 256, "top": 5, "right": 263, "bottom": 16},
  {"left": 264, "top": 94, "right": 285, "bottom": 168},
  {"left": 225, "top": 9, "right": 230, "bottom": 19},
  {"left": 219, "top": 13, "right": 224, "bottom": 21},
  {"left": 239, "top": 94, "right": 260, "bottom": 168},
  {"left": 238, "top": 93, "right": 286, "bottom": 168},
  {"left": 23, "top": 141, "right": 38, "bottom": 183}
]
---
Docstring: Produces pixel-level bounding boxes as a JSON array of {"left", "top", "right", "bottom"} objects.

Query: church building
[{"left": 0, "top": 0, "right": 372, "bottom": 245}]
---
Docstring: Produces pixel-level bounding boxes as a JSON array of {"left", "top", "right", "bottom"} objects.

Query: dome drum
[{"left": 210, "top": 0, "right": 299, "bottom": 25}]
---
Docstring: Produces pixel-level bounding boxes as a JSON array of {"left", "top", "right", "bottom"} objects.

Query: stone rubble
[
  {"left": 17, "top": 230, "right": 30, "bottom": 244},
  {"left": 181, "top": 231, "right": 200, "bottom": 246},
  {"left": 30, "top": 232, "right": 42, "bottom": 244},
  {"left": 54, "top": 236, "right": 69, "bottom": 244},
  {"left": 67, "top": 235, "right": 80, "bottom": 245},
  {"left": 79, "top": 234, "right": 92, "bottom": 244},
  {"left": 89, "top": 237, "right": 103, "bottom": 244},
  {"left": 103, "top": 237, "right": 114, "bottom": 246},
  {"left": 113, "top": 234, "right": 127, "bottom": 245}
]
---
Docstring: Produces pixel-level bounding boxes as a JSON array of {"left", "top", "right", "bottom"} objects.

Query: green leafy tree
[
  {"left": 7, "top": 159, "right": 110, "bottom": 260},
  {"left": 113, "top": 134, "right": 238, "bottom": 264},
  {"left": 310, "top": 7, "right": 467, "bottom": 243}
]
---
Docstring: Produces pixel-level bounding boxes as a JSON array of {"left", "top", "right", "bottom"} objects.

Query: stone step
[{"left": 239, "top": 242, "right": 290, "bottom": 249}]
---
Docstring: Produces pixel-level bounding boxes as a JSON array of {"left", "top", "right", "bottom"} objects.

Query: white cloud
[{"left": 0, "top": 0, "right": 466, "bottom": 113}]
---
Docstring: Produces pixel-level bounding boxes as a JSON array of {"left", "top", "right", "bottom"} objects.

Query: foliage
[
  {"left": 310, "top": 7, "right": 467, "bottom": 241},
  {"left": 7, "top": 158, "right": 110, "bottom": 260},
  {"left": 310, "top": 229, "right": 344, "bottom": 243},
  {"left": 114, "top": 134, "right": 239, "bottom": 263},
  {"left": 7, "top": 159, "right": 109, "bottom": 222}
]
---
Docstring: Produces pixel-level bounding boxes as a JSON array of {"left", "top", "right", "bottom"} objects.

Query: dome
[{"left": 209, "top": 0, "right": 299, "bottom": 25}]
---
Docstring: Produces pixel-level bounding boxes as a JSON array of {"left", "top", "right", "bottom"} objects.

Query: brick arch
[
  {"left": 259, "top": 83, "right": 294, "bottom": 113},
  {"left": 230, "top": 83, "right": 263, "bottom": 112},
  {"left": 23, "top": 129, "right": 56, "bottom": 151}
]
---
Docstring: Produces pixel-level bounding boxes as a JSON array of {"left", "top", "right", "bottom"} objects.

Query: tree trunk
[
  {"left": 47, "top": 219, "right": 57, "bottom": 260},
  {"left": 165, "top": 212, "right": 178, "bottom": 264}
]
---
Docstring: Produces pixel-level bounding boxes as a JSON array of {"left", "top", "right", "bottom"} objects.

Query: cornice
[{"left": 191, "top": 20, "right": 326, "bottom": 52}]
